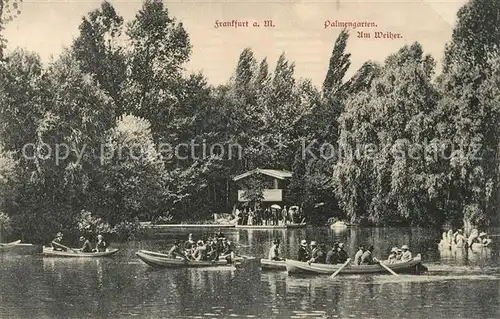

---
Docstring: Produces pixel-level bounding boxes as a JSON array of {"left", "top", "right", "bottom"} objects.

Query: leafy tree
[
  {"left": 437, "top": 0, "right": 500, "bottom": 228},
  {"left": 72, "top": 1, "right": 127, "bottom": 114},
  {"left": 124, "top": 0, "right": 191, "bottom": 141}
]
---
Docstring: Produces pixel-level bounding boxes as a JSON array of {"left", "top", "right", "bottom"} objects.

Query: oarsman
[
  {"left": 79, "top": 236, "right": 93, "bottom": 253},
  {"left": 360, "top": 245, "right": 375, "bottom": 265},
  {"left": 268, "top": 239, "right": 283, "bottom": 261},
  {"left": 326, "top": 242, "right": 339, "bottom": 264},
  {"left": 307, "top": 241, "right": 325, "bottom": 264},
  {"left": 298, "top": 239, "right": 310, "bottom": 262},
  {"left": 51, "top": 232, "right": 66, "bottom": 251},
  {"left": 168, "top": 240, "right": 185, "bottom": 259},
  {"left": 95, "top": 234, "right": 107, "bottom": 252},
  {"left": 401, "top": 245, "right": 412, "bottom": 262},
  {"left": 353, "top": 245, "right": 364, "bottom": 265},
  {"left": 337, "top": 243, "right": 348, "bottom": 263}
]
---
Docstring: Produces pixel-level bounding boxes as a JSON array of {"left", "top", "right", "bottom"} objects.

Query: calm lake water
[{"left": 1, "top": 227, "right": 499, "bottom": 319}]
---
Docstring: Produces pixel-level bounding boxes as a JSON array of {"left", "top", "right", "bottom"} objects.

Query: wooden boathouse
[{"left": 232, "top": 168, "right": 293, "bottom": 203}]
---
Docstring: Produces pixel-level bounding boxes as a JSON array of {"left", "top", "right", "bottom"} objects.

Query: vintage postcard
[{"left": 0, "top": 0, "right": 499, "bottom": 318}]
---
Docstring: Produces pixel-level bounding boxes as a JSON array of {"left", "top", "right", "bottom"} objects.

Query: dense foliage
[{"left": 0, "top": 0, "right": 498, "bottom": 242}]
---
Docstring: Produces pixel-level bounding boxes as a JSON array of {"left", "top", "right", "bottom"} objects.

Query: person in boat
[
  {"left": 192, "top": 240, "right": 208, "bottom": 261},
  {"left": 168, "top": 240, "right": 185, "bottom": 259},
  {"left": 326, "top": 242, "right": 339, "bottom": 264},
  {"left": 51, "top": 232, "right": 66, "bottom": 251},
  {"left": 353, "top": 245, "right": 364, "bottom": 265},
  {"left": 298, "top": 239, "right": 310, "bottom": 262},
  {"left": 360, "top": 245, "right": 375, "bottom": 265},
  {"left": 207, "top": 237, "right": 219, "bottom": 261},
  {"left": 337, "top": 243, "right": 348, "bottom": 263},
  {"left": 454, "top": 229, "right": 466, "bottom": 247},
  {"left": 400, "top": 245, "right": 412, "bottom": 262},
  {"left": 94, "top": 234, "right": 107, "bottom": 252},
  {"left": 268, "top": 239, "right": 283, "bottom": 261},
  {"left": 79, "top": 236, "right": 93, "bottom": 253},
  {"left": 396, "top": 248, "right": 403, "bottom": 261},
  {"left": 387, "top": 247, "right": 398, "bottom": 264},
  {"left": 307, "top": 241, "right": 325, "bottom": 264},
  {"left": 221, "top": 237, "right": 234, "bottom": 263}
]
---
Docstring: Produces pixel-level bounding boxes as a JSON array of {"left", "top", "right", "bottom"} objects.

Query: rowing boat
[
  {"left": 0, "top": 240, "right": 42, "bottom": 255},
  {"left": 261, "top": 259, "right": 286, "bottom": 271},
  {"left": 235, "top": 223, "right": 306, "bottom": 230},
  {"left": 136, "top": 250, "right": 259, "bottom": 269},
  {"left": 42, "top": 247, "right": 119, "bottom": 257},
  {"left": 286, "top": 254, "right": 425, "bottom": 275}
]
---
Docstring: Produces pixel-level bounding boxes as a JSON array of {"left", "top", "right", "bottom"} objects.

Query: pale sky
[{"left": 3, "top": 0, "right": 468, "bottom": 86}]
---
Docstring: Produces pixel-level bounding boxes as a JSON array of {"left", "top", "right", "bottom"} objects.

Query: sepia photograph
[{"left": 0, "top": 0, "right": 499, "bottom": 318}]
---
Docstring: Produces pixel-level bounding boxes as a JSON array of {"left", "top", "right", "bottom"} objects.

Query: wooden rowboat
[
  {"left": 0, "top": 240, "right": 42, "bottom": 255},
  {"left": 261, "top": 258, "right": 286, "bottom": 271},
  {"left": 136, "top": 250, "right": 259, "bottom": 269},
  {"left": 286, "top": 254, "right": 425, "bottom": 275},
  {"left": 235, "top": 223, "right": 306, "bottom": 230},
  {"left": 42, "top": 247, "right": 119, "bottom": 257}
]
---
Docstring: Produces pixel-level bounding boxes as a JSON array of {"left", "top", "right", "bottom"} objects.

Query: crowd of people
[
  {"left": 441, "top": 228, "right": 492, "bottom": 248},
  {"left": 51, "top": 232, "right": 108, "bottom": 253},
  {"left": 268, "top": 240, "right": 414, "bottom": 265},
  {"left": 166, "top": 232, "right": 236, "bottom": 263},
  {"left": 234, "top": 205, "right": 305, "bottom": 226}
]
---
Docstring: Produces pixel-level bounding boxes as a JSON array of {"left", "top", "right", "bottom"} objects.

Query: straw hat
[
  {"left": 56, "top": 232, "right": 63, "bottom": 237},
  {"left": 479, "top": 232, "right": 487, "bottom": 237},
  {"left": 401, "top": 245, "right": 409, "bottom": 250},
  {"left": 391, "top": 247, "right": 398, "bottom": 253},
  {"left": 310, "top": 241, "right": 317, "bottom": 247},
  {"left": 338, "top": 243, "right": 344, "bottom": 248},
  {"left": 300, "top": 239, "right": 308, "bottom": 247}
]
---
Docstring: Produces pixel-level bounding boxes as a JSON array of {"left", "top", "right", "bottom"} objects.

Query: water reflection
[{"left": 0, "top": 227, "right": 499, "bottom": 318}]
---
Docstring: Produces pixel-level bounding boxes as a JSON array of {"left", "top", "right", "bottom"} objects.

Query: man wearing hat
[
  {"left": 307, "top": 241, "right": 325, "bottom": 264},
  {"left": 95, "top": 234, "right": 107, "bottom": 252},
  {"left": 268, "top": 239, "right": 283, "bottom": 261},
  {"left": 401, "top": 245, "right": 412, "bottom": 262},
  {"left": 51, "top": 232, "right": 66, "bottom": 251},
  {"left": 297, "top": 239, "right": 310, "bottom": 262},
  {"left": 360, "top": 245, "right": 375, "bottom": 265},
  {"left": 337, "top": 243, "right": 348, "bottom": 263},
  {"left": 79, "top": 236, "right": 93, "bottom": 253},
  {"left": 326, "top": 242, "right": 339, "bottom": 264},
  {"left": 387, "top": 247, "right": 398, "bottom": 264}
]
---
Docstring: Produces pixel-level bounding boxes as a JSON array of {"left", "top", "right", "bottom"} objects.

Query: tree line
[{"left": 0, "top": 0, "right": 499, "bottom": 242}]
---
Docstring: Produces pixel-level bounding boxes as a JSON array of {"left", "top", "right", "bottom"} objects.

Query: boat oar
[
  {"left": 53, "top": 241, "right": 79, "bottom": 254},
  {"left": 373, "top": 257, "right": 399, "bottom": 276},
  {"left": 330, "top": 258, "right": 351, "bottom": 278}
]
